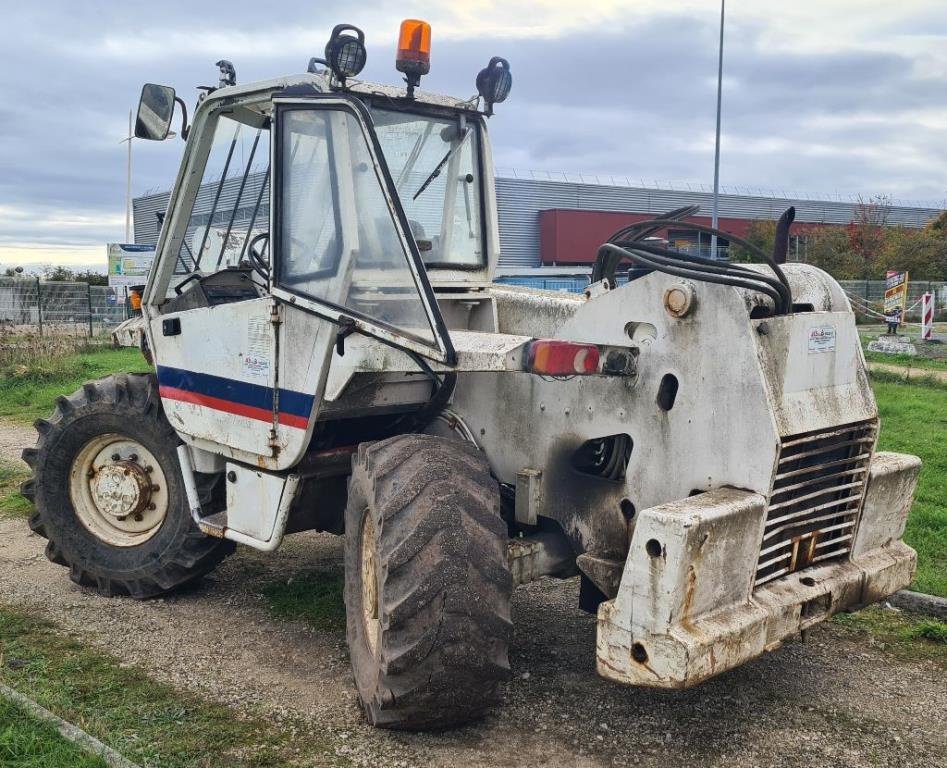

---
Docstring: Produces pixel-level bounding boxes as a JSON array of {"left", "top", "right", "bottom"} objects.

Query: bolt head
[
  {"left": 111, "top": 453, "right": 121, "bottom": 462},
  {"left": 663, "top": 283, "right": 695, "bottom": 318}
]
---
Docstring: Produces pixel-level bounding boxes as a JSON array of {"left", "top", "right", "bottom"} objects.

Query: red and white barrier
[{"left": 921, "top": 292, "right": 935, "bottom": 340}]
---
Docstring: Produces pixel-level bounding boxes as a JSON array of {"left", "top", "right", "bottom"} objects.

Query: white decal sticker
[
  {"left": 808, "top": 326, "right": 837, "bottom": 354},
  {"left": 244, "top": 316, "right": 272, "bottom": 379},
  {"left": 243, "top": 355, "right": 271, "bottom": 379}
]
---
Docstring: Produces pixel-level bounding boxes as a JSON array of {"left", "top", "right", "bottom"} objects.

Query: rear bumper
[{"left": 596, "top": 451, "right": 920, "bottom": 689}]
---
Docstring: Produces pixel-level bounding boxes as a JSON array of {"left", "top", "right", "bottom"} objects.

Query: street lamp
[{"left": 711, "top": 0, "right": 725, "bottom": 260}]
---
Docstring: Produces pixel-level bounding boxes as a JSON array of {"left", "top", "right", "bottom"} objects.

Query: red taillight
[{"left": 526, "top": 340, "right": 601, "bottom": 376}]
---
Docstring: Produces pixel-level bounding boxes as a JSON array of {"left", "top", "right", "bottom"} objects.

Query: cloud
[{"left": 1, "top": 1, "right": 946, "bottom": 267}]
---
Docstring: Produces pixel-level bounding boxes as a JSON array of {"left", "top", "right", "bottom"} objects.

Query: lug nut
[
  {"left": 144, "top": 465, "right": 153, "bottom": 473},
  {"left": 135, "top": 513, "right": 144, "bottom": 521},
  {"left": 147, "top": 504, "right": 156, "bottom": 511},
  {"left": 86, "top": 468, "right": 96, "bottom": 479},
  {"left": 150, "top": 485, "right": 160, "bottom": 492},
  {"left": 130, "top": 453, "right": 139, "bottom": 462},
  {"left": 111, "top": 453, "right": 120, "bottom": 462}
]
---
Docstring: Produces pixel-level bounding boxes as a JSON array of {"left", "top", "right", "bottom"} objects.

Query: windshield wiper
[{"left": 412, "top": 128, "right": 471, "bottom": 201}]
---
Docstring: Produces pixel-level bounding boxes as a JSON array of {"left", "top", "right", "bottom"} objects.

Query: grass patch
[
  {"left": 0, "top": 697, "right": 109, "bottom": 768},
  {"left": 873, "top": 380, "right": 947, "bottom": 598},
  {"left": 833, "top": 607, "right": 947, "bottom": 666},
  {"left": 864, "top": 350, "right": 947, "bottom": 371},
  {"left": 0, "top": 461, "right": 31, "bottom": 520},
  {"left": 0, "top": 607, "right": 340, "bottom": 767},
  {"left": 263, "top": 572, "right": 346, "bottom": 631},
  {"left": 0, "top": 347, "right": 151, "bottom": 423}
]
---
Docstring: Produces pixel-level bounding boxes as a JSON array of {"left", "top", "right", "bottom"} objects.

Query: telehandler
[{"left": 22, "top": 20, "right": 921, "bottom": 730}]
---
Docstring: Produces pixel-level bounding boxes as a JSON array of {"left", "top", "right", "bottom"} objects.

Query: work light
[
  {"left": 476, "top": 57, "right": 512, "bottom": 116},
  {"left": 325, "top": 24, "right": 367, "bottom": 84}
]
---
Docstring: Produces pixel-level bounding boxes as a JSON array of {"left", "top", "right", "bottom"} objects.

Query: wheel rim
[
  {"left": 69, "top": 433, "right": 170, "bottom": 547},
  {"left": 360, "top": 510, "right": 381, "bottom": 656}
]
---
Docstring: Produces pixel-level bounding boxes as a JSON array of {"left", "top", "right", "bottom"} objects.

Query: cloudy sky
[{"left": 2, "top": 0, "right": 947, "bottom": 268}]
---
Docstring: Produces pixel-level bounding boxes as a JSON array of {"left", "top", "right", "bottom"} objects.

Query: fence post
[
  {"left": 86, "top": 283, "right": 94, "bottom": 338},
  {"left": 35, "top": 277, "right": 43, "bottom": 337}
]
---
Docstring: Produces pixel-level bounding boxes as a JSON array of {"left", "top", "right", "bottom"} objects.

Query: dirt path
[
  {"left": 1, "top": 421, "right": 944, "bottom": 767},
  {"left": 868, "top": 361, "right": 947, "bottom": 383},
  {"left": 0, "top": 418, "right": 34, "bottom": 466}
]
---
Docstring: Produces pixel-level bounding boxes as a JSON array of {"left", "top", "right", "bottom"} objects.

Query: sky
[{"left": 2, "top": 0, "right": 947, "bottom": 269}]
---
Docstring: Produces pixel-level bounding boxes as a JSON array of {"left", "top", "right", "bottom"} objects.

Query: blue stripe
[{"left": 156, "top": 366, "right": 315, "bottom": 418}]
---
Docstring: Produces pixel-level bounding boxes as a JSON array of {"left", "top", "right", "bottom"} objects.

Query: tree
[
  {"left": 882, "top": 226, "right": 947, "bottom": 281},
  {"left": 41, "top": 265, "right": 76, "bottom": 281},
  {"left": 846, "top": 195, "right": 890, "bottom": 279},
  {"left": 730, "top": 220, "right": 776, "bottom": 263},
  {"left": 72, "top": 269, "right": 109, "bottom": 286},
  {"left": 802, "top": 225, "right": 860, "bottom": 279}
]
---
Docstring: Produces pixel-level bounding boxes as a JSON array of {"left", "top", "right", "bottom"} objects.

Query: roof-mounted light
[
  {"left": 325, "top": 24, "right": 367, "bottom": 85},
  {"left": 216, "top": 60, "right": 236, "bottom": 88},
  {"left": 476, "top": 56, "right": 512, "bottom": 116},
  {"left": 396, "top": 19, "right": 431, "bottom": 99}
]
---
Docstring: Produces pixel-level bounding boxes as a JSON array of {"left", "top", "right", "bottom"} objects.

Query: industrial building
[{"left": 133, "top": 175, "right": 942, "bottom": 271}]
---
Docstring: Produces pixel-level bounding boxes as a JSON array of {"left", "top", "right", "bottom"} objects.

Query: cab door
[{"left": 266, "top": 95, "right": 455, "bottom": 469}]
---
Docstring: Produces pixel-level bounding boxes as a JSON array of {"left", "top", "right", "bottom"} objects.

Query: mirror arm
[{"left": 173, "top": 96, "right": 191, "bottom": 140}]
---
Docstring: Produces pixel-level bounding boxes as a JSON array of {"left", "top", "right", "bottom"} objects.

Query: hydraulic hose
[
  {"left": 598, "top": 244, "right": 786, "bottom": 311},
  {"left": 591, "top": 207, "right": 796, "bottom": 314}
]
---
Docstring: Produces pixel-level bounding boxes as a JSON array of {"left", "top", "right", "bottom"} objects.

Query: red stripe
[{"left": 159, "top": 385, "right": 308, "bottom": 430}]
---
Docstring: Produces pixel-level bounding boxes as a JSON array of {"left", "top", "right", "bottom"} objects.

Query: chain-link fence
[{"left": 0, "top": 278, "right": 131, "bottom": 338}]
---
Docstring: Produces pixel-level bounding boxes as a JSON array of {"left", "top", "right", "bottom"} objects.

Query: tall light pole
[
  {"left": 710, "top": 0, "right": 726, "bottom": 259},
  {"left": 121, "top": 110, "right": 133, "bottom": 243}
]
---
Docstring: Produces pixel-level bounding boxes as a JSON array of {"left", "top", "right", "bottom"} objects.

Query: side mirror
[
  {"left": 476, "top": 57, "right": 512, "bottom": 117},
  {"left": 135, "top": 83, "right": 176, "bottom": 140}
]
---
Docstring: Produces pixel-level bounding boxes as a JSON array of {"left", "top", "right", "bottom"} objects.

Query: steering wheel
[{"left": 247, "top": 232, "right": 270, "bottom": 281}]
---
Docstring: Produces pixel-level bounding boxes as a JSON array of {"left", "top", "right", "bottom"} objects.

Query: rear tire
[
  {"left": 344, "top": 434, "right": 513, "bottom": 730},
  {"left": 21, "top": 373, "right": 234, "bottom": 599}
]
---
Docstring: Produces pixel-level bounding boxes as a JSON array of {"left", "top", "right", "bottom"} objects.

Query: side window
[
  {"left": 277, "top": 107, "right": 437, "bottom": 347},
  {"left": 176, "top": 113, "right": 270, "bottom": 274}
]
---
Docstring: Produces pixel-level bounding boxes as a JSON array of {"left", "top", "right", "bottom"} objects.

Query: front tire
[
  {"left": 344, "top": 434, "right": 513, "bottom": 730},
  {"left": 21, "top": 373, "right": 234, "bottom": 599}
]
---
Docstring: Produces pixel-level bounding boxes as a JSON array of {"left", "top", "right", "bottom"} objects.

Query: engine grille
[{"left": 755, "top": 420, "right": 877, "bottom": 588}]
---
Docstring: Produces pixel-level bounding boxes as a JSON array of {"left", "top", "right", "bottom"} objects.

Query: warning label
[{"left": 808, "top": 326, "right": 837, "bottom": 354}]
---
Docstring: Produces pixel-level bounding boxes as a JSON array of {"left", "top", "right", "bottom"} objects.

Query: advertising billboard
[{"left": 107, "top": 243, "right": 155, "bottom": 289}]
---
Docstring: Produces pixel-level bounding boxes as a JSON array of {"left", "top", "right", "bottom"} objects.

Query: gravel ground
[
  {"left": 1, "top": 420, "right": 945, "bottom": 767},
  {"left": 0, "top": 420, "right": 34, "bottom": 466}
]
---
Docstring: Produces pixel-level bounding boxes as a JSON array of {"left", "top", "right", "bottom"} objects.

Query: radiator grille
[{"left": 755, "top": 420, "right": 877, "bottom": 588}]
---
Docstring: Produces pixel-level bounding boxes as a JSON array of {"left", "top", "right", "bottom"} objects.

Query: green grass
[
  {"left": 263, "top": 572, "right": 346, "bottom": 631},
  {"left": 0, "top": 608, "right": 341, "bottom": 768},
  {"left": 0, "top": 347, "right": 151, "bottom": 424},
  {"left": 0, "top": 697, "right": 109, "bottom": 768},
  {"left": 834, "top": 607, "right": 947, "bottom": 667},
  {"left": 873, "top": 380, "right": 947, "bottom": 598},
  {"left": 864, "top": 350, "right": 947, "bottom": 371},
  {"left": 0, "top": 461, "right": 31, "bottom": 520}
]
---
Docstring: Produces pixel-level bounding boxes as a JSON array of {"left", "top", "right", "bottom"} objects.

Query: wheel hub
[
  {"left": 360, "top": 511, "right": 381, "bottom": 656},
  {"left": 90, "top": 461, "right": 153, "bottom": 520},
  {"left": 69, "top": 435, "right": 169, "bottom": 547}
]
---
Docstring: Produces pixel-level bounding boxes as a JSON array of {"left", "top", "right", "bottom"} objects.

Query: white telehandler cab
[{"left": 23, "top": 20, "right": 921, "bottom": 730}]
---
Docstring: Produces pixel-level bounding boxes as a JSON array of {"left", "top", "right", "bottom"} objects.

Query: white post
[
  {"left": 922, "top": 292, "right": 935, "bottom": 341},
  {"left": 710, "top": 0, "right": 726, "bottom": 260}
]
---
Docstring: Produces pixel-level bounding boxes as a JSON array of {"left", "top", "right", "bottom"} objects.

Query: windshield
[{"left": 368, "top": 106, "right": 484, "bottom": 269}]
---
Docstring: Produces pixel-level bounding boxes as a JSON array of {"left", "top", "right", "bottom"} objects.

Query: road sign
[{"left": 884, "top": 270, "right": 909, "bottom": 314}]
